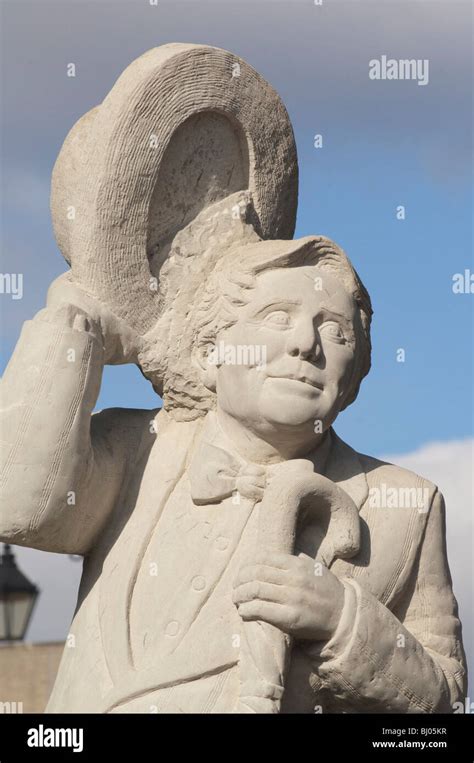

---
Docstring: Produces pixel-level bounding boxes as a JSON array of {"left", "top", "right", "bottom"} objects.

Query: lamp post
[{"left": 0, "top": 544, "right": 39, "bottom": 641}]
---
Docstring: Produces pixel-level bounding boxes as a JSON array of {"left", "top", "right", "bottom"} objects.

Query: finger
[
  {"left": 242, "top": 464, "right": 266, "bottom": 478},
  {"left": 234, "top": 564, "right": 287, "bottom": 588},
  {"left": 233, "top": 580, "right": 288, "bottom": 606},
  {"left": 298, "top": 552, "right": 314, "bottom": 563},
  {"left": 253, "top": 549, "right": 298, "bottom": 570},
  {"left": 237, "top": 600, "right": 298, "bottom": 632},
  {"left": 235, "top": 477, "right": 265, "bottom": 502},
  {"left": 72, "top": 313, "right": 92, "bottom": 333},
  {"left": 296, "top": 552, "right": 321, "bottom": 577}
]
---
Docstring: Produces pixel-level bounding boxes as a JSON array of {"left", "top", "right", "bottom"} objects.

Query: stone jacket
[{"left": 0, "top": 312, "right": 467, "bottom": 713}]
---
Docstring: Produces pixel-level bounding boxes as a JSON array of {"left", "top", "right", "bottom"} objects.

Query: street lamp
[{"left": 0, "top": 544, "right": 39, "bottom": 641}]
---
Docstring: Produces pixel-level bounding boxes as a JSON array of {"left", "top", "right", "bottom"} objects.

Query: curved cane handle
[{"left": 236, "top": 459, "right": 360, "bottom": 713}]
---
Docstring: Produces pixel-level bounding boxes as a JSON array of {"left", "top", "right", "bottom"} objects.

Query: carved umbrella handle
[{"left": 235, "top": 459, "right": 360, "bottom": 713}]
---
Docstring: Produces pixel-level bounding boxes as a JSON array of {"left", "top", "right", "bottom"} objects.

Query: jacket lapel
[
  {"left": 325, "top": 430, "right": 369, "bottom": 513},
  {"left": 98, "top": 423, "right": 369, "bottom": 710},
  {"left": 97, "top": 412, "right": 202, "bottom": 684}
]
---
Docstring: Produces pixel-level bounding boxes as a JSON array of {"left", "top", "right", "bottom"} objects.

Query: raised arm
[{"left": 0, "top": 274, "right": 143, "bottom": 555}]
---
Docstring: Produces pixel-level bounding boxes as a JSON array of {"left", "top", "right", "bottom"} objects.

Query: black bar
[{"left": 0, "top": 712, "right": 472, "bottom": 760}]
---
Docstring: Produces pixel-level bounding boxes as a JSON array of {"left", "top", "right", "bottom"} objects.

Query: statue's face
[{"left": 210, "top": 265, "right": 358, "bottom": 437}]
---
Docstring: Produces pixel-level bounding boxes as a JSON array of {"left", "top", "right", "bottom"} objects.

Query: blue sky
[{"left": 0, "top": 0, "right": 472, "bottom": 674}]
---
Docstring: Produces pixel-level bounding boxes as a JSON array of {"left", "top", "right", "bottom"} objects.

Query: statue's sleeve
[
  {"left": 0, "top": 308, "right": 130, "bottom": 555},
  {"left": 308, "top": 490, "right": 467, "bottom": 712}
]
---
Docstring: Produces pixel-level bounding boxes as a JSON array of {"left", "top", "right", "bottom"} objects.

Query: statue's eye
[
  {"left": 319, "top": 321, "right": 346, "bottom": 343},
  {"left": 263, "top": 310, "right": 291, "bottom": 328}
]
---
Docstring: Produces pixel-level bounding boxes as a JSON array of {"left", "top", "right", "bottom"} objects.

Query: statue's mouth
[{"left": 268, "top": 374, "right": 323, "bottom": 391}]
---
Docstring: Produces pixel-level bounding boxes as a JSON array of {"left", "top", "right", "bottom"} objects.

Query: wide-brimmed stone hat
[{"left": 50, "top": 43, "right": 299, "bottom": 344}]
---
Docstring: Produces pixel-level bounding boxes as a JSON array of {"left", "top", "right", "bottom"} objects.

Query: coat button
[
  {"left": 191, "top": 575, "right": 206, "bottom": 591},
  {"left": 165, "top": 620, "right": 180, "bottom": 637}
]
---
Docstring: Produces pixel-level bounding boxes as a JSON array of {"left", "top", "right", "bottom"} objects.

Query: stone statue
[{"left": 0, "top": 44, "right": 466, "bottom": 713}]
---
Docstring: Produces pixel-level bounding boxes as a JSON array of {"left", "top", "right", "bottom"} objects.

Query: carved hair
[
  {"left": 138, "top": 193, "right": 372, "bottom": 420},
  {"left": 153, "top": 230, "right": 372, "bottom": 420}
]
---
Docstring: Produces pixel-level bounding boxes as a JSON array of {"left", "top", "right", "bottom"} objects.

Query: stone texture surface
[
  {"left": 50, "top": 43, "right": 298, "bottom": 338},
  {"left": 0, "top": 44, "right": 467, "bottom": 713}
]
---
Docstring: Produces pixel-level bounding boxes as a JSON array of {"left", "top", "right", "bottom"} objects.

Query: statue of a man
[{"left": 0, "top": 45, "right": 466, "bottom": 714}]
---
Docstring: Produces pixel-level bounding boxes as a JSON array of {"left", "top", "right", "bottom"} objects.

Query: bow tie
[{"left": 188, "top": 441, "right": 267, "bottom": 505}]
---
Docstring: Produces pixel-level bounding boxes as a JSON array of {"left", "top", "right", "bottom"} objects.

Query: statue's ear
[{"left": 192, "top": 342, "right": 218, "bottom": 392}]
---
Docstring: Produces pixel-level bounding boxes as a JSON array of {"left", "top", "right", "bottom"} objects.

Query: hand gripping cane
[{"left": 235, "top": 459, "right": 360, "bottom": 713}]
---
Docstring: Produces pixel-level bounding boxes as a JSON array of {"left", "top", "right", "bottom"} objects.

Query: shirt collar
[{"left": 188, "top": 410, "right": 368, "bottom": 511}]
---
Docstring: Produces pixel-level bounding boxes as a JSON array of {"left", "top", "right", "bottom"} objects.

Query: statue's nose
[{"left": 287, "top": 324, "right": 322, "bottom": 362}]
